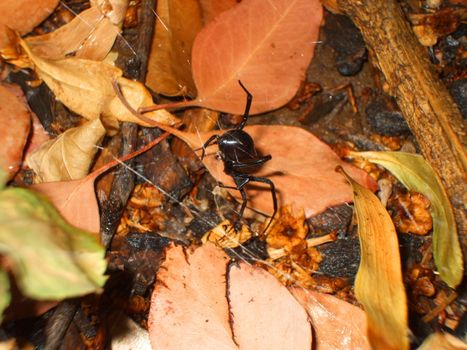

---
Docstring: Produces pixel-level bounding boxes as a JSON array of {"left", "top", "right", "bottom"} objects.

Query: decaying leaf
[
  {"left": 149, "top": 244, "right": 237, "bottom": 350},
  {"left": 0, "top": 187, "right": 107, "bottom": 303},
  {"left": 290, "top": 288, "right": 371, "bottom": 350},
  {"left": 32, "top": 131, "right": 170, "bottom": 233},
  {"left": 171, "top": 125, "right": 377, "bottom": 218},
  {"left": 19, "top": 39, "right": 178, "bottom": 127},
  {"left": 201, "top": 219, "right": 252, "bottom": 248},
  {"left": 27, "top": 119, "right": 106, "bottom": 183},
  {"left": 190, "top": 0, "right": 323, "bottom": 114},
  {"left": 146, "top": 0, "right": 202, "bottom": 96},
  {"left": 354, "top": 151, "right": 463, "bottom": 288},
  {"left": 417, "top": 332, "right": 467, "bottom": 350},
  {"left": 25, "top": 4, "right": 122, "bottom": 61},
  {"left": 340, "top": 168, "right": 409, "bottom": 350},
  {"left": 228, "top": 262, "right": 313, "bottom": 350},
  {"left": 0, "top": 0, "right": 59, "bottom": 49},
  {"left": 0, "top": 83, "right": 31, "bottom": 180}
]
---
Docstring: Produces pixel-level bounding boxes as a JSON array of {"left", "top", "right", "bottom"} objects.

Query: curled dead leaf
[
  {"left": 19, "top": 39, "right": 178, "bottom": 127},
  {"left": 27, "top": 119, "right": 106, "bottom": 183},
  {"left": 340, "top": 167, "right": 409, "bottom": 350}
]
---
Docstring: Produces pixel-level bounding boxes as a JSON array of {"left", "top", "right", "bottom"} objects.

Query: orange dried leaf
[
  {"left": 0, "top": 0, "right": 59, "bottom": 49},
  {"left": 340, "top": 168, "right": 409, "bottom": 350},
  {"left": 178, "top": 125, "right": 377, "bottom": 217},
  {"left": 198, "top": 0, "right": 238, "bottom": 23},
  {"left": 190, "top": 0, "right": 323, "bottom": 114},
  {"left": 0, "top": 83, "right": 31, "bottom": 180},
  {"left": 146, "top": 0, "right": 202, "bottom": 96}
]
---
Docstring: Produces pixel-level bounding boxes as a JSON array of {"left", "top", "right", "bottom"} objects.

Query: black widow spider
[{"left": 201, "top": 81, "right": 278, "bottom": 229}]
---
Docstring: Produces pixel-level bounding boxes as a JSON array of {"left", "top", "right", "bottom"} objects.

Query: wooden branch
[{"left": 333, "top": 0, "right": 466, "bottom": 235}]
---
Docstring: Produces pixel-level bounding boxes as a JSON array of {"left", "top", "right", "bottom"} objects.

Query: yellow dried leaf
[
  {"left": 27, "top": 119, "right": 106, "bottom": 182},
  {"left": 20, "top": 39, "right": 178, "bottom": 127},
  {"left": 340, "top": 167, "right": 409, "bottom": 350},
  {"left": 146, "top": 0, "right": 202, "bottom": 96},
  {"left": 353, "top": 151, "right": 463, "bottom": 288}
]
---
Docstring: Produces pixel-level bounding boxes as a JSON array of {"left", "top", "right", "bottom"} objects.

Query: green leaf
[
  {"left": 0, "top": 269, "right": 10, "bottom": 322},
  {"left": 0, "top": 187, "right": 107, "bottom": 301},
  {"left": 354, "top": 151, "right": 463, "bottom": 288}
]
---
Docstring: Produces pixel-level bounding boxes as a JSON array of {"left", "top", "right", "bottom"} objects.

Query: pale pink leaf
[
  {"left": 191, "top": 0, "right": 323, "bottom": 114},
  {"left": 148, "top": 244, "right": 237, "bottom": 350},
  {"left": 228, "top": 262, "right": 312, "bottom": 350},
  {"left": 290, "top": 288, "right": 371, "bottom": 350}
]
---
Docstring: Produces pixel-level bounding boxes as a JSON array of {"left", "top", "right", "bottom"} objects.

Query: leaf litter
[{"left": 0, "top": 0, "right": 464, "bottom": 348}]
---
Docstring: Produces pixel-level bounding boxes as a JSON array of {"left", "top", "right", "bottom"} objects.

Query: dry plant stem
[
  {"left": 100, "top": 0, "right": 157, "bottom": 248},
  {"left": 335, "top": 0, "right": 466, "bottom": 240},
  {"left": 44, "top": 300, "right": 79, "bottom": 350}
]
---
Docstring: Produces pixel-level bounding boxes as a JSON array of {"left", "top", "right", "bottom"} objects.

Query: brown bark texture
[{"left": 334, "top": 0, "right": 466, "bottom": 242}]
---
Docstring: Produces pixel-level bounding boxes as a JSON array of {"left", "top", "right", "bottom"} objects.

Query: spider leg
[
  {"left": 200, "top": 134, "right": 219, "bottom": 160},
  {"left": 231, "top": 173, "right": 277, "bottom": 231},
  {"left": 237, "top": 80, "right": 252, "bottom": 131},
  {"left": 229, "top": 155, "right": 271, "bottom": 170}
]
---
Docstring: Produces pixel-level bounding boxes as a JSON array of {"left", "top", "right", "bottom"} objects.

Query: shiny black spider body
[{"left": 201, "top": 81, "right": 277, "bottom": 226}]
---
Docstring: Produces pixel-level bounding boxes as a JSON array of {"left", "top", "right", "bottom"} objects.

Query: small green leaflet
[
  {"left": 0, "top": 186, "right": 107, "bottom": 313},
  {"left": 353, "top": 151, "right": 463, "bottom": 288}
]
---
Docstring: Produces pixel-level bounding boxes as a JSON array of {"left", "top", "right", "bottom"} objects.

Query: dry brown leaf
[
  {"left": 340, "top": 168, "right": 409, "bottom": 350},
  {"left": 190, "top": 0, "right": 323, "bottom": 114},
  {"left": 20, "top": 39, "right": 178, "bottom": 127},
  {"left": 177, "top": 125, "right": 377, "bottom": 217},
  {"left": 25, "top": 6, "right": 120, "bottom": 61},
  {"left": 23, "top": 112, "right": 51, "bottom": 160},
  {"left": 291, "top": 288, "right": 371, "bottom": 350},
  {"left": 27, "top": 119, "right": 106, "bottom": 183},
  {"left": 0, "top": 0, "right": 59, "bottom": 48},
  {"left": 0, "top": 83, "right": 31, "bottom": 180},
  {"left": 146, "top": 0, "right": 202, "bottom": 96}
]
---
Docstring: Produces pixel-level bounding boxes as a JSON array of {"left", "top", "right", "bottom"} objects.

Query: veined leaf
[
  {"left": 340, "top": 168, "right": 409, "bottom": 350},
  {"left": 0, "top": 187, "right": 107, "bottom": 301},
  {"left": 354, "top": 151, "right": 463, "bottom": 288},
  {"left": 27, "top": 118, "right": 106, "bottom": 182}
]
